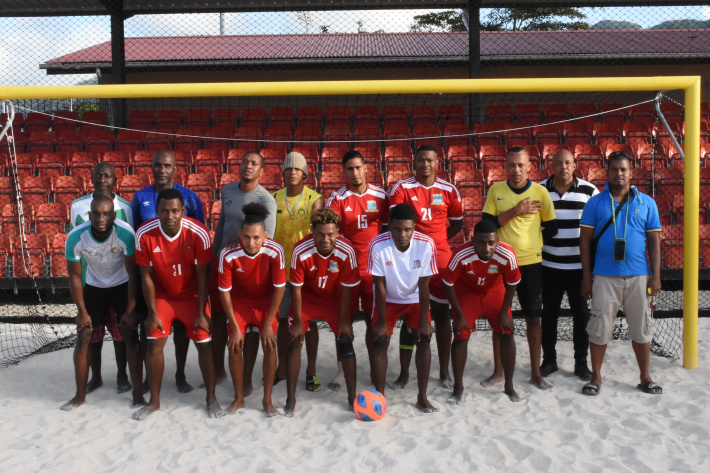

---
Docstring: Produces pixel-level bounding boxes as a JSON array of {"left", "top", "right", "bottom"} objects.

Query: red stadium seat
[
  {"left": 20, "top": 175, "right": 51, "bottom": 208},
  {"left": 183, "top": 108, "right": 210, "bottom": 130},
  {"left": 563, "top": 122, "right": 592, "bottom": 147},
  {"left": 635, "top": 143, "right": 669, "bottom": 170},
  {"left": 53, "top": 175, "right": 85, "bottom": 208},
  {"left": 269, "top": 107, "right": 295, "bottom": 128},
  {"left": 34, "top": 203, "right": 67, "bottom": 234},
  {"left": 487, "top": 104, "right": 513, "bottom": 127},
  {"left": 387, "top": 170, "right": 414, "bottom": 189},
  {"left": 241, "top": 108, "right": 267, "bottom": 131},
  {"left": 27, "top": 131, "right": 56, "bottom": 154},
  {"left": 213, "top": 108, "right": 238, "bottom": 129},
  {"left": 593, "top": 122, "right": 622, "bottom": 150},
  {"left": 209, "top": 201, "right": 222, "bottom": 230},
  {"left": 326, "top": 107, "right": 352, "bottom": 127},
  {"left": 85, "top": 129, "right": 115, "bottom": 154},
  {"left": 128, "top": 110, "right": 155, "bottom": 129},
  {"left": 49, "top": 233, "right": 68, "bottom": 278},
  {"left": 532, "top": 124, "right": 561, "bottom": 148},
  {"left": 543, "top": 104, "right": 570, "bottom": 122},
  {"left": 194, "top": 149, "right": 224, "bottom": 175},
  {"left": 263, "top": 125, "right": 293, "bottom": 150},
  {"left": 12, "top": 233, "right": 49, "bottom": 277},
  {"left": 52, "top": 111, "right": 79, "bottom": 133},
  {"left": 599, "top": 103, "right": 625, "bottom": 126},
  {"left": 472, "top": 124, "right": 501, "bottom": 148},
  {"left": 412, "top": 124, "right": 441, "bottom": 148},
  {"left": 298, "top": 107, "right": 323, "bottom": 127}
]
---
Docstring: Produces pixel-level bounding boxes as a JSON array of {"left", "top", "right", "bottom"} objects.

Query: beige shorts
[{"left": 587, "top": 275, "right": 653, "bottom": 345}]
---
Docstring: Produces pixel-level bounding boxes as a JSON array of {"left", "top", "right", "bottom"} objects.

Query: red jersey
[
  {"left": 390, "top": 177, "right": 463, "bottom": 266},
  {"left": 290, "top": 235, "right": 360, "bottom": 301},
  {"left": 135, "top": 217, "right": 213, "bottom": 298},
  {"left": 217, "top": 238, "right": 286, "bottom": 301},
  {"left": 442, "top": 241, "right": 521, "bottom": 293},
  {"left": 326, "top": 184, "right": 389, "bottom": 269}
]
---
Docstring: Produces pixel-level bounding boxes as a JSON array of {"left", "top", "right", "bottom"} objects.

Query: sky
[{"left": 0, "top": 6, "right": 708, "bottom": 88}]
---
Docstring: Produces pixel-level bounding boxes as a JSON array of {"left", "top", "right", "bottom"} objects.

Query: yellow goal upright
[{"left": 0, "top": 76, "right": 700, "bottom": 368}]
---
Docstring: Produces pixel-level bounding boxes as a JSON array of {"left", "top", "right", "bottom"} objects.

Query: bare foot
[
  {"left": 415, "top": 397, "right": 439, "bottom": 413},
  {"left": 480, "top": 373, "right": 503, "bottom": 388},
  {"left": 505, "top": 387, "right": 521, "bottom": 402},
  {"left": 86, "top": 377, "right": 103, "bottom": 394},
  {"left": 207, "top": 400, "right": 226, "bottom": 418},
  {"left": 440, "top": 375, "right": 454, "bottom": 389},
  {"left": 60, "top": 396, "right": 85, "bottom": 411},
  {"left": 133, "top": 402, "right": 159, "bottom": 420},
  {"left": 284, "top": 399, "right": 296, "bottom": 418},
  {"left": 328, "top": 372, "right": 345, "bottom": 392},
  {"left": 176, "top": 376, "right": 194, "bottom": 394},
  {"left": 387, "top": 375, "right": 408, "bottom": 390},
  {"left": 131, "top": 396, "right": 147, "bottom": 408},
  {"left": 116, "top": 375, "right": 132, "bottom": 394},
  {"left": 243, "top": 382, "right": 254, "bottom": 398},
  {"left": 227, "top": 399, "right": 245, "bottom": 415},
  {"left": 447, "top": 389, "right": 464, "bottom": 405},
  {"left": 530, "top": 377, "right": 552, "bottom": 390},
  {"left": 264, "top": 401, "right": 282, "bottom": 418}
]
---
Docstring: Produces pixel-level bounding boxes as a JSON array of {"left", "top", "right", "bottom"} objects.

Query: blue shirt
[
  {"left": 580, "top": 184, "right": 661, "bottom": 277},
  {"left": 131, "top": 183, "right": 205, "bottom": 230}
]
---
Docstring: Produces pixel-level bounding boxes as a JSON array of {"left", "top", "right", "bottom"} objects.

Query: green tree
[
  {"left": 410, "top": 10, "right": 467, "bottom": 32},
  {"left": 482, "top": 7, "right": 589, "bottom": 31}
]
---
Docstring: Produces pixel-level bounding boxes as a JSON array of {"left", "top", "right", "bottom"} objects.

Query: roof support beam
[
  {"left": 468, "top": 1, "right": 481, "bottom": 125},
  {"left": 108, "top": 0, "right": 127, "bottom": 128}
]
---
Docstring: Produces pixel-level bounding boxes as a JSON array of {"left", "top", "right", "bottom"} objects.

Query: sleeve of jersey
[
  {"left": 189, "top": 193, "right": 205, "bottom": 224},
  {"left": 441, "top": 252, "right": 461, "bottom": 286},
  {"left": 645, "top": 197, "right": 662, "bottom": 232},
  {"left": 448, "top": 187, "right": 464, "bottom": 219},
  {"left": 289, "top": 253, "right": 305, "bottom": 286},
  {"left": 218, "top": 252, "right": 232, "bottom": 292},
  {"left": 367, "top": 244, "right": 385, "bottom": 277},
  {"left": 272, "top": 250, "right": 287, "bottom": 287},
  {"left": 123, "top": 229, "right": 136, "bottom": 256},
  {"left": 340, "top": 254, "right": 361, "bottom": 287},
  {"left": 540, "top": 188, "right": 557, "bottom": 222},
  {"left": 422, "top": 241, "right": 438, "bottom": 277},
  {"left": 194, "top": 229, "right": 213, "bottom": 265},
  {"left": 64, "top": 231, "right": 82, "bottom": 262},
  {"left": 579, "top": 197, "right": 597, "bottom": 229},
  {"left": 134, "top": 234, "right": 151, "bottom": 267},
  {"left": 131, "top": 193, "right": 143, "bottom": 230},
  {"left": 381, "top": 194, "right": 390, "bottom": 222},
  {"left": 503, "top": 253, "right": 522, "bottom": 286},
  {"left": 482, "top": 187, "right": 499, "bottom": 216},
  {"left": 389, "top": 184, "right": 403, "bottom": 207}
]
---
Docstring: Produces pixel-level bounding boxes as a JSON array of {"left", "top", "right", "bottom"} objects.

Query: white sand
[{"left": 1, "top": 320, "right": 709, "bottom": 472}]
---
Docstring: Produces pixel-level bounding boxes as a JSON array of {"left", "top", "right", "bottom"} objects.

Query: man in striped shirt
[{"left": 539, "top": 149, "right": 598, "bottom": 380}]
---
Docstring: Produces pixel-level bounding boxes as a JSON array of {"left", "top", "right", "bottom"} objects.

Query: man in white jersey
[
  {"left": 61, "top": 195, "right": 142, "bottom": 411},
  {"left": 69, "top": 162, "right": 134, "bottom": 395},
  {"left": 368, "top": 203, "right": 438, "bottom": 413}
]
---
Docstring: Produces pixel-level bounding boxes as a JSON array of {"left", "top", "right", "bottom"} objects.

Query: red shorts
[
  {"left": 371, "top": 302, "right": 431, "bottom": 336},
  {"left": 429, "top": 271, "right": 449, "bottom": 304},
  {"left": 289, "top": 297, "right": 345, "bottom": 334},
  {"left": 453, "top": 285, "right": 512, "bottom": 339},
  {"left": 227, "top": 297, "right": 279, "bottom": 335},
  {"left": 147, "top": 295, "right": 212, "bottom": 343},
  {"left": 350, "top": 271, "right": 374, "bottom": 315},
  {"left": 91, "top": 308, "right": 123, "bottom": 343},
  {"left": 208, "top": 263, "right": 223, "bottom": 313}
]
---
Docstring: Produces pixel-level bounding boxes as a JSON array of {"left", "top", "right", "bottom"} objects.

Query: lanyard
[
  {"left": 610, "top": 190, "right": 630, "bottom": 240},
  {"left": 285, "top": 190, "right": 304, "bottom": 219}
]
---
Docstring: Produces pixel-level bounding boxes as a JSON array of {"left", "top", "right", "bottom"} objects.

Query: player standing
[
  {"left": 325, "top": 150, "right": 389, "bottom": 389},
  {"left": 284, "top": 208, "right": 361, "bottom": 417},
  {"left": 217, "top": 203, "right": 285, "bottom": 417},
  {"left": 442, "top": 220, "right": 521, "bottom": 403},
  {"left": 389, "top": 145, "right": 463, "bottom": 389},
  {"left": 133, "top": 188, "right": 224, "bottom": 420},
  {"left": 368, "top": 204, "right": 438, "bottom": 413}
]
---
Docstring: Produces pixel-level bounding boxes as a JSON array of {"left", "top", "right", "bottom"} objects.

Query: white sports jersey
[
  {"left": 366, "top": 231, "right": 437, "bottom": 304},
  {"left": 65, "top": 219, "right": 135, "bottom": 288},
  {"left": 70, "top": 192, "right": 134, "bottom": 229}
]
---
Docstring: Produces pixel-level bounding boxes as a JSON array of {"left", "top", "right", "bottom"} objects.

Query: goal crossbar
[{"left": 0, "top": 76, "right": 701, "bottom": 369}]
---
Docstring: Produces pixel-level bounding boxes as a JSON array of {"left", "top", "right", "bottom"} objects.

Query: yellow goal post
[{"left": 0, "top": 76, "right": 700, "bottom": 369}]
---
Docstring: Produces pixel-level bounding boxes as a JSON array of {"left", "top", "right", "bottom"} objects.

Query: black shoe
[
  {"left": 574, "top": 363, "right": 593, "bottom": 382},
  {"left": 540, "top": 360, "right": 558, "bottom": 378}
]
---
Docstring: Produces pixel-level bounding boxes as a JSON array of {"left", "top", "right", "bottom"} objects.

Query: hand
[
  {"left": 647, "top": 276, "right": 661, "bottom": 297},
  {"left": 373, "top": 320, "right": 390, "bottom": 342},
  {"left": 145, "top": 312, "right": 164, "bottom": 335},
  {"left": 227, "top": 322, "right": 244, "bottom": 354},
  {"left": 452, "top": 312, "right": 470, "bottom": 336},
  {"left": 415, "top": 322, "right": 433, "bottom": 343},
  {"left": 75, "top": 310, "right": 92, "bottom": 332},
  {"left": 500, "top": 313, "right": 515, "bottom": 333},
  {"left": 193, "top": 313, "right": 211, "bottom": 335},
  {"left": 120, "top": 310, "right": 138, "bottom": 331},
  {"left": 261, "top": 323, "right": 277, "bottom": 352},
  {"left": 515, "top": 198, "right": 542, "bottom": 215},
  {"left": 338, "top": 320, "right": 354, "bottom": 342},
  {"left": 581, "top": 276, "right": 593, "bottom": 300},
  {"left": 287, "top": 320, "right": 304, "bottom": 344}
]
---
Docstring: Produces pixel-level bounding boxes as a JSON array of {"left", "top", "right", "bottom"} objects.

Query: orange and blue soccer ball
[{"left": 354, "top": 389, "right": 386, "bottom": 421}]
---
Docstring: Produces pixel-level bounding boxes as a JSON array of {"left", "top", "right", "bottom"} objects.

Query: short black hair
[
  {"left": 90, "top": 193, "right": 114, "bottom": 209},
  {"left": 242, "top": 202, "right": 269, "bottom": 228},
  {"left": 312, "top": 208, "right": 341, "bottom": 228},
  {"left": 243, "top": 151, "right": 264, "bottom": 168},
  {"left": 156, "top": 188, "right": 184, "bottom": 208},
  {"left": 415, "top": 144, "right": 438, "bottom": 156},
  {"left": 608, "top": 151, "right": 631, "bottom": 167},
  {"left": 507, "top": 146, "right": 528, "bottom": 157},
  {"left": 474, "top": 219, "right": 498, "bottom": 236},
  {"left": 342, "top": 150, "right": 364, "bottom": 167},
  {"left": 389, "top": 203, "right": 416, "bottom": 223}
]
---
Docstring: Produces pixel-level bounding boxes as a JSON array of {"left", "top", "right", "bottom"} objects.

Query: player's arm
[
  {"left": 212, "top": 201, "right": 226, "bottom": 256},
  {"left": 193, "top": 262, "right": 211, "bottom": 334},
  {"left": 288, "top": 284, "right": 304, "bottom": 343},
  {"left": 540, "top": 191, "right": 558, "bottom": 243},
  {"left": 416, "top": 276, "right": 433, "bottom": 343},
  {"left": 443, "top": 280, "right": 469, "bottom": 336},
  {"left": 499, "top": 281, "right": 518, "bottom": 333},
  {"left": 492, "top": 198, "right": 542, "bottom": 227},
  {"left": 447, "top": 218, "right": 463, "bottom": 240},
  {"left": 262, "top": 284, "right": 284, "bottom": 352},
  {"left": 67, "top": 260, "right": 91, "bottom": 332},
  {"left": 312, "top": 196, "right": 325, "bottom": 212},
  {"left": 372, "top": 275, "right": 388, "bottom": 340},
  {"left": 579, "top": 226, "right": 595, "bottom": 299},
  {"left": 131, "top": 194, "right": 143, "bottom": 230},
  {"left": 646, "top": 231, "right": 662, "bottom": 296},
  {"left": 219, "top": 287, "right": 243, "bottom": 353},
  {"left": 121, "top": 255, "right": 138, "bottom": 330},
  {"left": 338, "top": 285, "right": 355, "bottom": 341},
  {"left": 141, "top": 265, "right": 164, "bottom": 335}
]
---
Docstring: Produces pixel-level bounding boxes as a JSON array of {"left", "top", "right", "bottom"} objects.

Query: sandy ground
[{"left": 1, "top": 320, "right": 709, "bottom": 473}]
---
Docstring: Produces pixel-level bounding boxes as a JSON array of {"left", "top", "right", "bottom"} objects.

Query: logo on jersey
[
  {"left": 297, "top": 208, "right": 307, "bottom": 219},
  {"left": 143, "top": 201, "right": 150, "bottom": 207},
  {"left": 413, "top": 260, "right": 422, "bottom": 269},
  {"left": 488, "top": 265, "right": 499, "bottom": 273},
  {"left": 431, "top": 194, "right": 444, "bottom": 205},
  {"left": 153, "top": 246, "right": 162, "bottom": 253},
  {"left": 328, "top": 261, "right": 339, "bottom": 273},
  {"left": 345, "top": 206, "right": 353, "bottom": 212},
  {"left": 310, "top": 265, "right": 317, "bottom": 271},
  {"left": 411, "top": 196, "right": 419, "bottom": 201},
  {"left": 466, "top": 270, "right": 476, "bottom": 275},
  {"left": 385, "top": 261, "right": 394, "bottom": 266},
  {"left": 236, "top": 267, "right": 244, "bottom": 272},
  {"left": 225, "top": 199, "right": 232, "bottom": 207},
  {"left": 111, "top": 246, "right": 121, "bottom": 254},
  {"left": 366, "top": 200, "right": 378, "bottom": 212}
]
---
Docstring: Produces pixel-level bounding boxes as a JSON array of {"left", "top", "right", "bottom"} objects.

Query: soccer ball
[{"left": 354, "top": 389, "right": 386, "bottom": 421}]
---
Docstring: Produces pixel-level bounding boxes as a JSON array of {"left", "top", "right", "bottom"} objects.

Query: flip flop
[
  {"left": 306, "top": 376, "right": 322, "bottom": 392},
  {"left": 260, "top": 375, "right": 285, "bottom": 387},
  {"left": 582, "top": 382, "right": 600, "bottom": 396},
  {"left": 637, "top": 381, "right": 663, "bottom": 394}
]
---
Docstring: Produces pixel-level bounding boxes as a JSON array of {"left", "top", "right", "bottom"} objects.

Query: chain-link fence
[{"left": 2, "top": 2, "right": 709, "bottom": 366}]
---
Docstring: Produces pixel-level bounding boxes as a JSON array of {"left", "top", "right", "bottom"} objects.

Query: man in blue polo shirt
[
  {"left": 579, "top": 151, "right": 662, "bottom": 396},
  {"left": 132, "top": 149, "right": 204, "bottom": 394}
]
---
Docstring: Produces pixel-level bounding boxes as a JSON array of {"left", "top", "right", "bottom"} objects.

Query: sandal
[
  {"left": 637, "top": 381, "right": 663, "bottom": 394},
  {"left": 582, "top": 382, "right": 600, "bottom": 396},
  {"left": 306, "top": 376, "right": 321, "bottom": 392}
]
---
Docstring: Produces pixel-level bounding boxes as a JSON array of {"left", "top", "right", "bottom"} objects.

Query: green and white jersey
[
  {"left": 69, "top": 193, "right": 133, "bottom": 229},
  {"left": 65, "top": 220, "right": 135, "bottom": 288}
]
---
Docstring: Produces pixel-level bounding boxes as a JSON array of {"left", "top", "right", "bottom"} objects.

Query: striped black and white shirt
[{"left": 540, "top": 176, "right": 599, "bottom": 270}]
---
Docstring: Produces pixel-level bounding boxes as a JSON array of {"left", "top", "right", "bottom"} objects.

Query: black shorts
[
  {"left": 83, "top": 283, "right": 129, "bottom": 328},
  {"left": 517, "top": 263, "right": 543, "bottom": 319}
]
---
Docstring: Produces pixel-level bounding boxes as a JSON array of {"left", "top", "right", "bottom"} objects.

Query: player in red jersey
[
  {"left": 133, "top": 188, "right": 225, "bottom": 420},
  {"left": 284, "top": 208, "right": 361, "bottom": 417},
  {"left": 442, "top": 220, "right": 522, "bottom": 403},
  {"left": 389, "top": 145, "right": 463, "bottom": 389},
  {"left": 325, "top": 150, "right": 389, "bottom": 390},
  {"left": 218, "top": 203, "right": 286, "bottom": 417}
]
